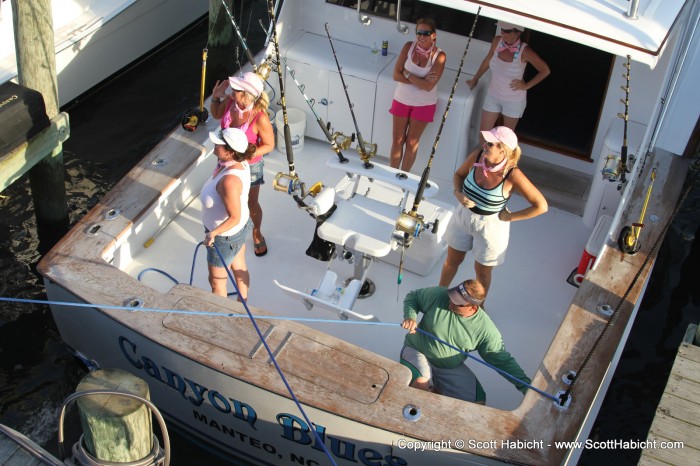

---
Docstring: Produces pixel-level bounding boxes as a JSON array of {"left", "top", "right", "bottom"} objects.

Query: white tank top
[
  {"left": 393, "top": 41, "right": 442, "bottom": 106},
  {"left": 200, "top": 163, "right": 250, "bottom": 236},
  {"left": 488, "top": 42, "right": 528, "bottom": 102}
]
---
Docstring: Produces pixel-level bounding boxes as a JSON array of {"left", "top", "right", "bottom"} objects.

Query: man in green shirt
[{"left": 400, "top": 279, "right": 530, "bottom": 403}]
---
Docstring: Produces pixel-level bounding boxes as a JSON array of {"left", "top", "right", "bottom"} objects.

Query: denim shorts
[
  {"left": 205, "top": 219, "right": 252, "bottom": 268},
  {"left": 250, "top": 160, "right": 265, "bottom": 187}
]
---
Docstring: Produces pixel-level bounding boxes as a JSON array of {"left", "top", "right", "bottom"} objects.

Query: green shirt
[{"left": 403, "top": 286, "right": 531, "bottom": 393}]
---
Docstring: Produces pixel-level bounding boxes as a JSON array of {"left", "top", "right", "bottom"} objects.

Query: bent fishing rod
[
  {"left": 283, "top": 59, "right": 349, "bottom": 164},
  {"left": 324, "top": 23, "right": 377, "bottom": 168},
  {"left": 394, "top": 7, "right": 481, "bottom": 246}
]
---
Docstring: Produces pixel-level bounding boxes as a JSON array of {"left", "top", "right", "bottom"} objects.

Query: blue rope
[
  {"left": 137, "top": 241, "right": 237, "bottom": 297},
  {"left": 0, "top": 294, "right": 555, "bottom": 402},
  {"left": 209, "top": 243, "right": 337, "bottom": 466},
  {"left": 414, "top": 328, "right": 559, "bottom": 402}
]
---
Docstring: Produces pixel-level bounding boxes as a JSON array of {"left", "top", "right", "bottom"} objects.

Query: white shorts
[
  {"left": 444, "top": 204, "right": 510, "bottom": 266},
  {"left": 483, "top": 92, "right": 527, "bottom": 119}
]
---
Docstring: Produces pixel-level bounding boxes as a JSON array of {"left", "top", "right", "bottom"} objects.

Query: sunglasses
[
  {"left": 484, "top": 141, "right": 500, "bottom": 148},
  {"left": 416, "top": 30, "right": 433, "bottom": 36},
  {"left": 500, "top": 28, "right": 519, "bottom": 34}
]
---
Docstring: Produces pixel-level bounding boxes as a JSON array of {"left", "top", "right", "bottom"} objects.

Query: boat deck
[
  {"left": 123, "top": 135, "right": 592, "bottom": 411},
  {"left": 639, "top": 324, "right": 700, "bottom": 464}
]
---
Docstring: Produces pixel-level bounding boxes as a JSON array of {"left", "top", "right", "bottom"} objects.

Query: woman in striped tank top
[{"left": 439, "top": 127, "right": 548, "bottom": 299}]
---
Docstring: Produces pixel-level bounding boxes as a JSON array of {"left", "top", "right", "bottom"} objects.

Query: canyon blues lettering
[
  {"left": 277, "top": 413, "right": 408, "bottom": 466},
  {"left": 119, "top": 336, "right": 258, "bottom": 429}
]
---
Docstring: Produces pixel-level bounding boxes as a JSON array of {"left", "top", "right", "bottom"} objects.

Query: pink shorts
[{"left": 389, "top": 99, "right": 436, "bottom": 123}]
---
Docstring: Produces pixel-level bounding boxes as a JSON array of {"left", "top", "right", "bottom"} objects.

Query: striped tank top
[{"left": 461, "top": 153, "right": 513, "bottom": 215}]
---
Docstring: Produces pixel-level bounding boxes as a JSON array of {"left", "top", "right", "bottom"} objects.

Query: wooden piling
[
  {"left": 75, "top": 369, "right": 153, "bottom": 463},
  {"left": 11, "top": 0, "right": 68, "bottom": 253}
]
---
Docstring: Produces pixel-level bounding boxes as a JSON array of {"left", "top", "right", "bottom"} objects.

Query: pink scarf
[
  {"left": 473, "top": 155, "right": 507, "bottom": 177},
  {"left": 496, "top": 39, "right": 521, "bottom": 54},
  {"left": 214, "top": 160, "right": 235, "bottom": 176},
  {"left": 414, "top": 42, "right": 434, "bottom": 58},
  {"left": 235, "top": 101, "right": 254, "bottom": 118}
]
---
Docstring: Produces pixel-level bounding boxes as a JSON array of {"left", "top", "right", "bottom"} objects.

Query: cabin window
[{"left": 327, "top": 0, "right": 614, "bottom": 159}]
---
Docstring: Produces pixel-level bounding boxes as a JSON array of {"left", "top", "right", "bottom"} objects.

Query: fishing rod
[
  {"left": 617, "top": 55, "right": 632, "bottom": 189},
  {"left": 283, "top": 59, "right": 350, "bottom": 164},
  {"left": 394, "top": 7, "right": 481, "bottom": 249},
  {"left": 618, "top": 166, "right": 657, "bottom": 254},
  {"left": 266, "top": 0, "right": 302, "bottom": 197},
  {"left": 324, "top": 23, "right": 377, "bottom": 168}
]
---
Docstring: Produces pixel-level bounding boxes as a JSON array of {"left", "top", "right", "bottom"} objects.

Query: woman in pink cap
[
  {"left": 439, "top": 126, "right": 547, "bottom": 298},
  {"left": 210, "top": 71, "right": 274, "bottom": 257},
  {"left": 468, "top": 21, "right": 550, "bottom": 132},
  {"left": 389, "top": 17, "right": 446, "bottom": 171}
]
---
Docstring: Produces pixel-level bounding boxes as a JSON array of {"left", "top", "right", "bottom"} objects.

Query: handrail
[
  {"left": 357, "top": 1, "right": 371, "bottom": 26},
  {"left": 396, "top": 0, "right": 409, "bottom": 34}
]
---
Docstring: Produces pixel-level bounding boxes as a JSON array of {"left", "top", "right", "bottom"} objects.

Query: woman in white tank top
[
  {"left": 467, "top": 21, "right": 550, "bottom": 132},
  {"left": 389, "top": 17, "right": 446, "bottom": 171}
]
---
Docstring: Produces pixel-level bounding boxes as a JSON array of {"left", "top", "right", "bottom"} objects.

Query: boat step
[{"left": 518, "top": 155, "right": 592, "bottom": 216}]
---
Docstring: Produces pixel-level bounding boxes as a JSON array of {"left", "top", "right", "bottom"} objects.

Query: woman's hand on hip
[{"left": 455, "top": 191, "right": 475, "bottom": 208}]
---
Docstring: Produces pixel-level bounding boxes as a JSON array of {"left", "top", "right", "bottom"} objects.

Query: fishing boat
[
  {"left": 36, "top": 0, "right": 698, "bottom": 464},
  {"left": 0, "top": 0, "right": 207, "bottom": 106}
]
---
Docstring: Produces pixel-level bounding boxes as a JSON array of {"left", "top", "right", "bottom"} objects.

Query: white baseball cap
[{"left": 209, "top": 128, "right": 249, "bottom": 153}]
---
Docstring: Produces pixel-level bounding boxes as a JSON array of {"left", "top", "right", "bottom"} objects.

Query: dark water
[{"left": 1, "top": 8, "right": 699, "bottom": 466}]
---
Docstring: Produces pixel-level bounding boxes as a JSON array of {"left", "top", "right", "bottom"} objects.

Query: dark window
[
  {"left": 326, "top": 0, "right": 614, "bottom": 159},
  {"left": 325, "top": 0, "right": 496, "bottom": 41}
]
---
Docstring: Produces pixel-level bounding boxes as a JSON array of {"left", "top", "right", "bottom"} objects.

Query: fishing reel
[
  {"left": 357, "top": 139, "right": 378, "bottom": 168},
  {"left": 273, "top": 171, "right": 304, "bottom": 195},
  {"left": 601, "top": 152, "right": 635, "bottom": 188},
  {"left": 181, "top": 107, "right": 209, "bottom": 132},
  {"left": 331, "top": 131, "right": 353, "bottom": 150},
  {"left": 254, "top": 60, "right": 272, "bottom": 81},
  {"left": 393, "top": 211, "right": 439, "bottom": 248}
]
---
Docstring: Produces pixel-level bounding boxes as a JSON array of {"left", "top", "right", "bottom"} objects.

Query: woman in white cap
[
  {"left": 439, "top": 126, "right": 547, "bottom": 298},
  {"left": 210, "top": 71, "right": 274, "bottom": 257},
  {"left": 389, "top": 17, "right": 446, "bottom": 171},
  {"left": 201, "top": 127, "right": 256, "bottom": 300},
  {"left": 468, "top": 21, "right": 550, "bottom": 132}
]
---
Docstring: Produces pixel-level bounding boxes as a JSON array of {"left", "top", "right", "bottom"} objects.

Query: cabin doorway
[{"left": 518, "top": 30, "right": 614, "bottom": 160}]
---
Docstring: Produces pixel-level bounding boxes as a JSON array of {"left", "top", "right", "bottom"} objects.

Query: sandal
[{"left": 254, "top": 239, "right": 268, "bottom": 257}]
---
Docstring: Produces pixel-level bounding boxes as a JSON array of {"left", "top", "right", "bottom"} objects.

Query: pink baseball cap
[
  {"left": 209, "top": 128, "right": 249, "bottom": 153},
  {"left": 228, "top": 72, "right": 264, "bottom": 98},
  {"left": 481, "top": 126, "right": 518, "bottom": 150}
]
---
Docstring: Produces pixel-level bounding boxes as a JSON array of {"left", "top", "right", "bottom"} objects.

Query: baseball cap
[
  {"left": 447, "top": 282, "right": 484, "bottom": 307},
  {"left": 497, "top": 21, "right": 524, "bottom": 32},
  {"left": 481, "top": 126, "right": 518, "bottom": 151},
  {"left": 228, "top": 71, "right": 264, "bottom": 98},
  {"left": 209, "top": 128, "right": 249, "bottom": 153}
]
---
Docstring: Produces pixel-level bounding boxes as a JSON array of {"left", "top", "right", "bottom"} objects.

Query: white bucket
[{"left": 275, "top": 108, "right": 306, "bottom": 154}]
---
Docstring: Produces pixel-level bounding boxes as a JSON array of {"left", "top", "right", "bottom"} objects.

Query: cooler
[{"left": 574, "top": 215, "right": 613, "bottom": 285}]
